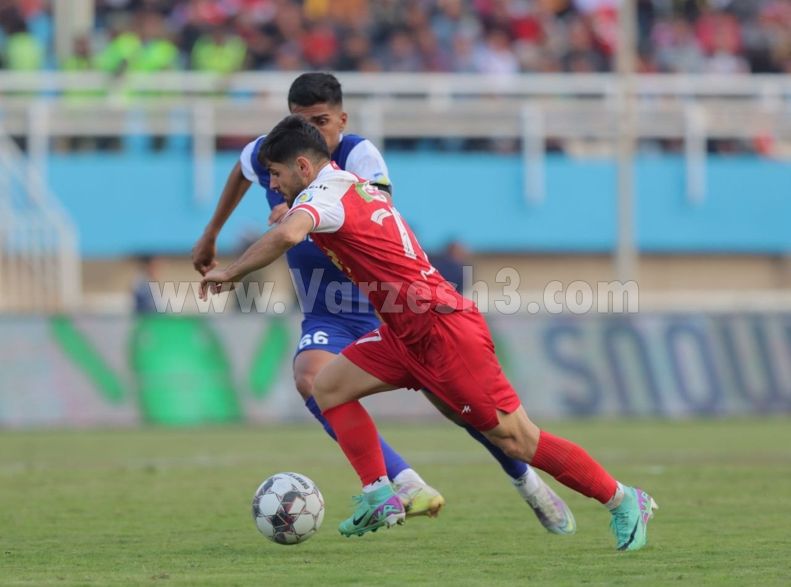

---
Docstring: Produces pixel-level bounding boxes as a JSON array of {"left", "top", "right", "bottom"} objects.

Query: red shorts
[{"left": 341, "top": 308, "right": 521, "bottom": 431}]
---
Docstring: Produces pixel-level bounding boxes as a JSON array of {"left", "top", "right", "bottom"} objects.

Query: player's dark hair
[
  {"left": 288, "top": 73, "right": 343, "bottom": 107},
  {"left": 259, "top": 115, "right": 331, "bottom": 166}
]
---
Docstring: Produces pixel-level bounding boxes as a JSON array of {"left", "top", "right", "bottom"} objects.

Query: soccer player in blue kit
[{"left": 192, "top": 73, "right": 575, "bottom": 533}]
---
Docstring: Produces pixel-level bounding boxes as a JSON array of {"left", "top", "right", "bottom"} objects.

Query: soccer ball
[{"left": 251, "top": 472, "right": 325, "bottom": 545}]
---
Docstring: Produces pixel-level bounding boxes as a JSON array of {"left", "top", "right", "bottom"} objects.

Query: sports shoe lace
[{"left": 609, "top": 505, "right": 631, "bottom": 537}]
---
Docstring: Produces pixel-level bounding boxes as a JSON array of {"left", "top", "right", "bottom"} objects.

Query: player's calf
[{"left": 481, "top": 407, "right": 541, "bottom": 464}]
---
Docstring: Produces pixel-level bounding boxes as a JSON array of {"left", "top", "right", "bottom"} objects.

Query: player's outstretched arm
[
  {"left": 192, "top": 161, "right": 252, "bottom": 275},
  {"left": 199, "top": 211, "right": 313, "bottom": 300}
]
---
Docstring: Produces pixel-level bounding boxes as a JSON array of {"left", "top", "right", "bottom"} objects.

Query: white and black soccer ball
[{"left": 252, "top": 472, "right": 325, "bottom": 545}]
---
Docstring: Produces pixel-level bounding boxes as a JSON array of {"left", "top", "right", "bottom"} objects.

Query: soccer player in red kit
[{"left": 200, "top": 115, "right": 658, "bottom": 551}]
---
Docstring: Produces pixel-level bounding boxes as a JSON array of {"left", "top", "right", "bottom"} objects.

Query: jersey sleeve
[
  {"left": 240, "top": 135, "right": 287, "bottom": 209},
  {"left": 344, "top": 139, "right": 392, "bottom": 189},
  {"left": 286, "top": 187, "right": 345, "bottom": 234},
  {"left": 239, "top": 137, "right": 262, "bottom": 183}
]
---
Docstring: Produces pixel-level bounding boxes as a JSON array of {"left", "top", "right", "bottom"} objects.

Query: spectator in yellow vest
[
  {"left": 62, "top": 35, "right": 95, "bottom": 72},
  {"left": 190, "top": 24, "right": 247, "bottom": 75},
  {"left": 2, "top": 18, "right": 44, "bottom": 71},
  {"left": 95, "top": 25, "right": 141, "bottom": 76},
  {"left": 61, "top": 36, "right": 107, "bottom": 150},
  {"left": 128, "top": 12, "right": 180, "bottom": 73}
]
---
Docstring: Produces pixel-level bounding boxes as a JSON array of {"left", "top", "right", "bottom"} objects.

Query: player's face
[
  {"left": 268, "top": 158, "right": 312, "bottom": 203},
  {"left": 288, "top": 102, "right": 347, "bottom": 154}
]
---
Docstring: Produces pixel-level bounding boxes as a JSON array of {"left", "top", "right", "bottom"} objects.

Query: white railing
[
  {"left": 2, "top": 72, "right": 790, "bottom": 207},
  {"left": 2, "top": 71, "right": 791, "bottom": 98},
  {"left": 0, "top": 127, "right": 81, "bottom": 312}
]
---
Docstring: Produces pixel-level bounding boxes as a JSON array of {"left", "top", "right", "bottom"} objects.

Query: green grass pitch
[{"left": 2, "top": 419, "right": 790, "bottom": 586}]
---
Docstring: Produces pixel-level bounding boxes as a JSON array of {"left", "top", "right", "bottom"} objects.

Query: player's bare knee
[
  {"left": 310, "top": 374, "right": 331, "bottom": 409},
  {"left": 293, "top": 372, "right": 316, "bottom": 401},
  {"left": 294, "top": 350, "right": 336, "bottom": 402},
  {"left": 310, "top": 368, "right": 347, "bottom": 411}
]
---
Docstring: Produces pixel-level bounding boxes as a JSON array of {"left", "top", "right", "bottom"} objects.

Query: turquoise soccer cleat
[
  {"left": 609, "top": 486, "right": 658, "bottom": 551},
  {"left": 339, "top": 485, "right": 406, "bottom": 537}
]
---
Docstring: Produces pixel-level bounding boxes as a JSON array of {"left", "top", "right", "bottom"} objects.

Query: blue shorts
[{"left": 295, "top": 316, "right": 381, "bottom": 357}]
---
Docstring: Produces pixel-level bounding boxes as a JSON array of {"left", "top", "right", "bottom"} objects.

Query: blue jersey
[{"left": 240, "top": 133, "right": 391, "bottom": 328}]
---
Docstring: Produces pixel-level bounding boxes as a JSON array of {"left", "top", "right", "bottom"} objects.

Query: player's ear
[
  {"left": 295, "top": 155, "right": 311, "bottom": 176},
  {"left": 339, "top": 111, "right": 348, "bottom": 130}
]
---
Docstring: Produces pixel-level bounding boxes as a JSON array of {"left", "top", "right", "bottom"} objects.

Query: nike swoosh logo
[
  {"left": 353, "top": 503, "right": 401, "bottom": 526},
  {"left": 618, "top": 520, "right": 640, "bottom": 551}
]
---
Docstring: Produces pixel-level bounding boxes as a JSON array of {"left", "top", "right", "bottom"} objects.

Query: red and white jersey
[{"left": 285, "top": 163, "right": 470, "bottom": 346}]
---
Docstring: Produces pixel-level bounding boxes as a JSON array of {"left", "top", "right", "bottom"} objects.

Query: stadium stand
[{"left": 2, "top": 1, "right": 791, "bottom": 74}]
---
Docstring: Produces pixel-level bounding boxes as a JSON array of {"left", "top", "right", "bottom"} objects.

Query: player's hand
[
  {"left": 268, "top": 203, "right": 288, "bottom": 226},
  {"left": 192, "top": 233, "right": 218, "bottom": 276},
  {"left": 199, "top": 268, "right": 235, "bottom": 301}
]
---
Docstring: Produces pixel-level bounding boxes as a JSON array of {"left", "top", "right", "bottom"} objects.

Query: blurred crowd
[{"left": 2, "top": 0, "right": 791, "bottom": 75}]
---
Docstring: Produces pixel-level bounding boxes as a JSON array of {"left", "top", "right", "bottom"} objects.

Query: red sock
[
  {"left": 322, "top": 401, "right": 387, "bottom": 486},
  {"left": 530, "top": 430, "right": 618, "bottom": 504}
]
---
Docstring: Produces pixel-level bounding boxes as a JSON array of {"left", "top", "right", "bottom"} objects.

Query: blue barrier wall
[{"left": 48, "top": 153, "right": 791, "bottom": 256}]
